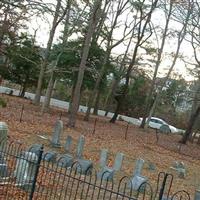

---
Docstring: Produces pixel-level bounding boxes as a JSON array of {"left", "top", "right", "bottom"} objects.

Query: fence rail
[{"left": 0, "top": 140, "right": 191, "bottom": 200}]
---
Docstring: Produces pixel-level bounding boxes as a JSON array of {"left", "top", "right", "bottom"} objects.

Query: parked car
[{"left": 139, "top": 117, "right": 179, "bottom": 133}]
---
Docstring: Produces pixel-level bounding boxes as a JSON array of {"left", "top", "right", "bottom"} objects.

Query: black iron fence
[{"left": 0, "top": 140, "right": 191, "bottom": 200}]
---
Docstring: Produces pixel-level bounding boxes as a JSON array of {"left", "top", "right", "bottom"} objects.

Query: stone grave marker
[
  {"left": 76, "top": 135, "right": 85, "bottom": 159},
  {"left": 98, "top": 152, "right": 124, "bottom": 181},
  {"left": 42, "top": 151, "right": 57, "bottom": 162},
  {"left": 57, "top": 154, "right": 73, "bottom": 168},
  {"left": 171, "top": 161, "right": 186, "bottom": 178},
  {"left": 0, "top": 122, "right": 8, "bottom": 150},
  {"left": 64, "top": 135, "right": 72, "bottom": 152},
  {"left": 51, "top": 120, "right": 63, "bottom": 147},
  {"left": 28, "top": 144, "right": 43, "bottom": 156},
  {"left": 99, "top": 149, "right": 108, "bottom": 168},
  {"left": 130, "top": 158, "right": 148, "bottom": 190},
  {"left": 14, "top": 152, "right": 38, "bottom": 185}
]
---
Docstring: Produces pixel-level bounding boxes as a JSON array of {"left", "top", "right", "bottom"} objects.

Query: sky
[{"left": 25, "top": 0, "right": 196, "bottom": 82}]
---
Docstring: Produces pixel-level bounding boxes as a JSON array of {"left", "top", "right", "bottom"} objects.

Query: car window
[{"left": 156, "top": 120, "right": 163, "bottom": 124}]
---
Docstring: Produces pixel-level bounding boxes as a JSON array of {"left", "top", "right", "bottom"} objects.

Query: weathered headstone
[
  {"left": 51, "top": 120, "right": 63, "bottom": 147},
  {"left": 14, "top": 152, "right": 38, "bottom": 185},
  {"left": 134, "top": 159, "right": 145, "bottom": 176},
  {"left": 57, "top": 154, "right": 73, "bottom": 168},
  {"left": 77, "top": 159, "right": 93, "bottom": 175},
  {"left": 113, "top": 152, "right": 124, "bottom": 171},
  {"left": 130, "top": 158, "right": 147, "bottom": 190},
  {"left": 42, "top": 151, "right": 57, "bottom": 162},
  {"left": 98, "top": 152, "right": 124, "bottom": 181},
  {"left": 76, "top": 135, "right": 85, "bottom": 158},
  {"left": 99, "top": 149, "right": 108, "bottom": 168},
  {"left": 64, "top": 136, "right": 72, "bottom": 152},
  {"left": 0, "top": 122, "right": 8, "bottom": 150}
]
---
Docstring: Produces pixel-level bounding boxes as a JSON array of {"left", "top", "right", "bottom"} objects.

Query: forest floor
[{"left": 0, "top": 94, "right": 200, "bottom": 197}]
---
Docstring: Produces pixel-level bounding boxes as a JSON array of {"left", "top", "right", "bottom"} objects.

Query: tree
[
  {"left": 140, "top": 0, "right": 192, "bottom": 128},
  {"left": 0, "top": 35, "right": 41, "bottom": 96},
  {"left": 68, "top": 0, "right": 103, "bottom": 127},
  {"left": 33, "top": 0, "right": 69, "bottom": 105},
  {"left": 110, "top": 0, "right": 159, "bottom": 123}
]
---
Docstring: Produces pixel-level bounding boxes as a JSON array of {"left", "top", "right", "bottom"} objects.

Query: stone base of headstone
[
  {"left": 97, "top": 167, "right": 115, "bottom": 181},
  {"left": 42, "top": 152, "right": 57, "bottom": 162},
  {"left": 76, "top": 159, "right": 93, "bottom": 175},
  {"left": 194, "top": 190, "right": 200, "bottom": 200},
  {"left": 57, "top": 154, "right": 73, "bottom": 168},
  {"left": 129, "top": 175, "right": 148, "bottom": 191},
  {"left": 28, "top": 144, "right": 43, "bottom": 156}
]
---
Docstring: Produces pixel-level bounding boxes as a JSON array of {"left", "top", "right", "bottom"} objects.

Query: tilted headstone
[
  {"left": 42, "top": 151, "right": 57, "bottom": 162},
  {"left": 99, "top": 149, "right": 108, "bottom": 168},
  {"left": 64, "top": 136, "right": 72, "bottom": 152},
  {"left": 98, "top": 152, "right": 124, "bottom": 181},
  {"left": 57, "top": 154, "right": 73, "bottom": 168},
  {"left": 51, "top": 120, "right": 63, "bottom": 147},
  {"left": 76, "top": 135, "right": 85, "bottom": 158},
  {"left": 0, "top": 122, "right": 8, "bottom": 151},
  {"left": 130, "top": 158, "right": 147, "bottom": 190},
  {"left": 14, "top": 152, "right": 38, "bottom": 184},
  {"left": 194, "top": 190, "right": 200, "bottom": 200}
]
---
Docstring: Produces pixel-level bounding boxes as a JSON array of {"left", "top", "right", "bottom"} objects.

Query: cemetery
[{"left": 0, "top": 95, "right": 200, "bottom": 199}]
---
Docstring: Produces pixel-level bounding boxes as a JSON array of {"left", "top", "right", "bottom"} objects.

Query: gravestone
[
  {"left": 134, "top": 159, "right": 145, "bottom": 176},
  {"left": 0, "top": 122, "right": 8, "bottom": 150},
  {"left": 28, "top": 144, "right": 43, "bottom": 156},
  {"left": 148, "top": 161, "right": 156, "bottom": 171},
  {"left": 64, "top": 136, "right": 72, "bottom": 152},
  {"left": 130, "top": 158, "right": 148, "bottom": 190},
  {"left": 98, "top": 152, "right": 124, "bottom": 181},
  {"left": 57, "top": 154, "right": 73, "bottom": 168},
  {"left": 51, "top": 120, "right": 63, "bottom": 147},
  {"left": 77, "top": 159, "right": 93, "bottom": 175},
  {"left": 194, "top": 190, "right": 200, "bottom": 200},
  {"left": 171, "top": 161, "right": 186, "bottom": 178},
  {"left": 159, "top": 124, "right": 171, "bottom": 134},
  {"left": 42, "top": 151, "right": 57, "bottom": 162},
  {"left": 14, "top": 152, "right": 38, "bottom": 185},
  {"left": 76, "top": 135, "right": 85, "bottom": 158},
  {"left": 99, "top": 149, "right": 108, "bottom": 168}
]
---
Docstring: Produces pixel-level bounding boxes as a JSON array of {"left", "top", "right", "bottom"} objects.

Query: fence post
[
  {"left": 29, "top": 146, "right": 44, "bottom": 200},
  {"left": 158, "top": 173, "right": 168, "bottom": 200}
]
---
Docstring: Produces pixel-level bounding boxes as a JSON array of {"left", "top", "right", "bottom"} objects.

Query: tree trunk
[
  {"left": 33, "top": 0, "right": 62, "bottom": 105},
  {"left": 181, "top": 106, "right": 200, "bottom": 144},
  {"left": 93, "top": 89, "right": 100, "bottom": 115},
  {"left": 68, "top": 0, "right": 102, "bottom": 127},
  {"left": 42, "top": 71, "right": 55, "bottom": 113},
  {"left": 110, "top": 100, "right": 121, "bottom": 123}
]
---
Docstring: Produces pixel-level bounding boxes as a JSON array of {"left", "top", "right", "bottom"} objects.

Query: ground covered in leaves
[{"left": 0, "top": 94, "right": 200, "bottom": 197}]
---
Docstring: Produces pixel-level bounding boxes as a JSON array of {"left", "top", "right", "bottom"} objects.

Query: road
[{"left": 0, "top": 86, "right": 141, "bottom": 125}]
